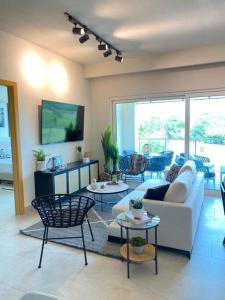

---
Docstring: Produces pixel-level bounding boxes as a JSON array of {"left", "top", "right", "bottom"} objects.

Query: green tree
[
  {"left": 190, "top": 119, "right": 209, "bottom": 142},
  {"left": 190, "top": 114, "right": 225, "bottom": 145},
  {"left": 164, "top": 116, "right": 184, "bottom": 139},
  {"left": 138, "top": 117, "right": 161, "bottom": 137}
]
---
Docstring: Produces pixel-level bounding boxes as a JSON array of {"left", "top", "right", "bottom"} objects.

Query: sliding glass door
[
  {"left": 114, "top": 93, "right": 225, "bottom": 191},
  {"left": 135, "top": 100, "right": 185, "bottom": 157},
  {"left": 189, "top": 96, "right": 225, "bottom": 190}
]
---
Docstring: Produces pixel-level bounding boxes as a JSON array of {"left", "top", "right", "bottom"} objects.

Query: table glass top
[
  {"left": 117, "top": 211, "right": 160, "bottom": 229},
  {"left": 86, "top": 181, "right": 129, "bottom": 194}
]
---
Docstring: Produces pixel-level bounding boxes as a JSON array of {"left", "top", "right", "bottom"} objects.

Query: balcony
[{"left": 137, "top": 137, "right": 225, "bottom": 190}]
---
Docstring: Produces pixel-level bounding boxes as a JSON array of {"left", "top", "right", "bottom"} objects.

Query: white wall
[
  {"left": 0, "top": 30, "right": 91, "bottom": 206},
  {"left": 90, "top": 64, "right": 225, "bottom": 170}
]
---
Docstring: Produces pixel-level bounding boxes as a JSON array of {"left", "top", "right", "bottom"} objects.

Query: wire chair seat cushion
[
  {"left": 32, "top": 194, "right": 95, "bottom": 228},
  {"left": 119, "top": 154, "right": 147, "bottom": 174}
]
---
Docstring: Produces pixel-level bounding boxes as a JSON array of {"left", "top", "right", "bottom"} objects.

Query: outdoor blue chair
[
  {"left": 145, "top": 155, "right": 167, "bottom": 178},
  {"left": 160, "top": 150, "right": 174, "bottom": 167},
  {"left": 175, "top": 155, "right": 185, "bottom": 166},
  {"left": 194, "top": 159, "right": 215, "bottom": 188},
  {"left": 122, "top": 149, "right": 137, "bottom": 156}
]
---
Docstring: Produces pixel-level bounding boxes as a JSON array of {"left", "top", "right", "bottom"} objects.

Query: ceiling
[{"left": 0, "top": 0, "right": 225, "bottom": 65}]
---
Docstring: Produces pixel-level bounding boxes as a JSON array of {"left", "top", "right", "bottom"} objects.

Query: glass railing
[{"left": 137, "top": 137, "right": 225, "bottom": 190}]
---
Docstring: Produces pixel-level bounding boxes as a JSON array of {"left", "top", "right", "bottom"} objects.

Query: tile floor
[{"left": 0, "top": 187, "right": 225, "bottom": 300}]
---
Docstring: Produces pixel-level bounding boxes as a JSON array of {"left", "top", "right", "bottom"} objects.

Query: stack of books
[{"left": 125, "top": 211, "right": 151, "bottom": 225}]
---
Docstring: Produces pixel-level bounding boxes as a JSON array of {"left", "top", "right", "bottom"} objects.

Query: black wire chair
[
  {"left": 220, "top": 183, "right": 225, "bottom": 245},
  {"left": 31, "top": 194, "right": 95, "bottom": 268}
]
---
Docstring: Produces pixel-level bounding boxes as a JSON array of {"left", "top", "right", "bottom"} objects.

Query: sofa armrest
[{"left": 143, "top": 199, "right": 192, "bottom": 251}]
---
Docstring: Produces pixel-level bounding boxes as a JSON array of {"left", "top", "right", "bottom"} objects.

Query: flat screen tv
[{"left": 41, "top": 100, "right": 84, "bottom": 144}]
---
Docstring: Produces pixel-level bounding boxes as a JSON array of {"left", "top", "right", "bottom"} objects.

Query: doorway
[{"left": 0, "top": 79, "right": 24, "bottom": 215}]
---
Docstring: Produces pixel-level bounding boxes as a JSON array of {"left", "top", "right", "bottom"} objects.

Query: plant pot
[
  {"left": 131, "top": 207, "right": 144, "bottom": 219},
  {"left": 133, "top": 245, "right": 144, "bottom": 254},
  {"left": 36, "top": 161, "right": 45, "bottom": 171}
]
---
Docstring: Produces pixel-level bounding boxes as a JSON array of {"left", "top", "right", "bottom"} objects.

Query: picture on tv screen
[{"left": 41, "top": 100, "right": 84, "bottom": 144}]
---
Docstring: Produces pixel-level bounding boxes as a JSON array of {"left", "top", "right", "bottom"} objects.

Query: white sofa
[{"left": 108, "top": 161, "right": 205, "bottom": 257}]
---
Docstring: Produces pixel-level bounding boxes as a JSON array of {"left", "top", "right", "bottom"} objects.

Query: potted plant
[
  {"left": 77, "top": 146, "right": 83, "bottom": 161},
  {"left": 130, "top": 198, "right": 144, "bottom": 219},
  {"left": 111, "top": 143, "right": 119, "bottom": 175},
  {"left": 101, "top": 126, "right": 112, "bottom": 174},
  {"left": 32, "top": 149, "right": 49, "bottom": 171},
  {"left": 130, "top": 236, "right": 147, "bottom": 254}
]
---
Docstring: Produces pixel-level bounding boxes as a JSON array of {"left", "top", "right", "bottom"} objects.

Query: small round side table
[{"left": 117, "top": 211, "right": 160, "bottom": 278}]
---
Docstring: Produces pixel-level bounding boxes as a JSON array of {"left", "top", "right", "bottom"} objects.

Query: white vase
[
  {"left": 36, "top": 161, "right": 45, "bottom": 171},
  {"left": 133, "top": 245, "right": 144, "bottom": 254},
  {"left": 78, "top": 152, "right": 83, "bottom": 161},
  {"left": 131, "top": 207, "right": 144, "bottom": 219}
]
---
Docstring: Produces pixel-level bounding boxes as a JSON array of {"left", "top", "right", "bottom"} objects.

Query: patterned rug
[{"left": 20, "top": 190, "right": 132, "bottom": 260}]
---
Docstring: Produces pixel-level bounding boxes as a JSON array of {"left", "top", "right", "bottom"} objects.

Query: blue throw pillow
[{"left": 144, "top": 184, "right": 170, "bottom": 201}]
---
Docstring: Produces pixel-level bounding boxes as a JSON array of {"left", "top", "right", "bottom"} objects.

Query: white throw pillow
[
  {"left": 164, "top": 170, "right": 194, "bottom": 203},
  {"left": 178, "top": 160, "right": 196, "bottom": 177}
]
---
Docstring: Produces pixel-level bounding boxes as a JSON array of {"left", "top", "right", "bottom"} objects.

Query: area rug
[{"left": 20, "top": 191, "right": 132, "bottom": 260}]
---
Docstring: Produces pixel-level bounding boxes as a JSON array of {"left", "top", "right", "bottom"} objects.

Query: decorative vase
[
  {"left": 131, "top": 207, "right": 144, "bottom": 219},
  {"left": 36, "top": 161, "right": 45, "bottom": 171},
  {"left": 78, "top": 152, "right": 83, "bottom": 161},
  {"left": 91, "top": 178, "right": 97, "bottom": 190},
  {"left": 133, "top": 245, "right": 144, "bottom": 254}
]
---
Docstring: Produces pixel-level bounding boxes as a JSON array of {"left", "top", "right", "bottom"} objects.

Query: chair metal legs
[
  {"left": 38, "top": 226, "right": 47, "bottom": 268},
  {"left": 86, "top": 215, "right": 94, "bottom": 241},
  {"left": 45, "top": 227, "right": 49, "bottom": 244},
  {"left": 81, "top": 224, "right": 88, "bottom": 266},
  {"left": 37, "top": 222, "right": 92, "bottom": 268}
]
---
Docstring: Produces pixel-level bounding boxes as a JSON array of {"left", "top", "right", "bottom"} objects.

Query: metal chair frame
[{"left": 32, "top": 194, "right": 95, "bottom": 268}]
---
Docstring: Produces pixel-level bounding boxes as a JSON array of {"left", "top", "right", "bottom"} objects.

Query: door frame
[{"left": 0, "top": 79, "right": 24, "bottom": 214}]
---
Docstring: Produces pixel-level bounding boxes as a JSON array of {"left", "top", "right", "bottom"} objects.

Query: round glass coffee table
[
  {"left": 86, "top": 182, "right": 129, "bottom": 211},
  {"left": 117, "top": 211, "right": 160, "bottom": 278}
]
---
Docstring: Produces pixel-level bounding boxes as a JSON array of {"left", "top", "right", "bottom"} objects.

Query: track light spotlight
[
  {"left": 115, "top": 55, "right": 123, "bottom": 62},
  {"left": 65, "top": 12, "right": 123, "bottom": 62},
  {"left": 98, "top": 43, "right": 109, "bottom": 51},
  {"left": 103, "top": 49, "right": 112, "bottom": 57},
  {"left": 72, "top": 26, "right": 85, "bottom": 35},
  {"left": 79, "top": 34, "right": 90, "bottom": 44}
]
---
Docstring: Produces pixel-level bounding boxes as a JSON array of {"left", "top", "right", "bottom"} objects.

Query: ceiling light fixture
[
  {"left": 115, "top": 51, "right": 123, "bottom": 63},
  {"left": 98, "top": 43, "right": 109, "bottom": 51},
  {"left": 79, "top": 34, "right": 90, "bottom": 44},
  {"left": 103, "top": 49, "right": 112, "bottom": 57},
  {"left": 65, "top": 12, "right": 123, "bottom": 62},
  {"left": 72, "top": 26, "right": 85, "bottom": 35}
]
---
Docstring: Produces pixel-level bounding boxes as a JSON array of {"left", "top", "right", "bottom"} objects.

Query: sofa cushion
[
  {"left": 144, "top": 184, "right": 170, "bottom": 201},
  {"left": 178, "top": 160, "right": 196, "bottom": 177},
  {"left": 164, "top": 170, "right": 194, "bottom": 203},
  {"left": 166, "top": 163, "right": 181, "bottom": 182},
  {"left": 136, "top": 178, "right": 168, "bottom": 192}
]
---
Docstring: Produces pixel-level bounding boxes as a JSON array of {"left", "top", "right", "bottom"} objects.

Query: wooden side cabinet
[{"left": 34, "top": 160, "right": 99, "bottom": 197}]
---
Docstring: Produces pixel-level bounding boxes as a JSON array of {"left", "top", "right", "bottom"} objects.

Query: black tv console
[{"left": 34, "top": 160, "right": 99, "bottom": 197}]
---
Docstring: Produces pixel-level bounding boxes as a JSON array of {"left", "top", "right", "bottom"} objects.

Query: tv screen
[{"left": 41, "top": 100, "right": 84, "bottom": 144}]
